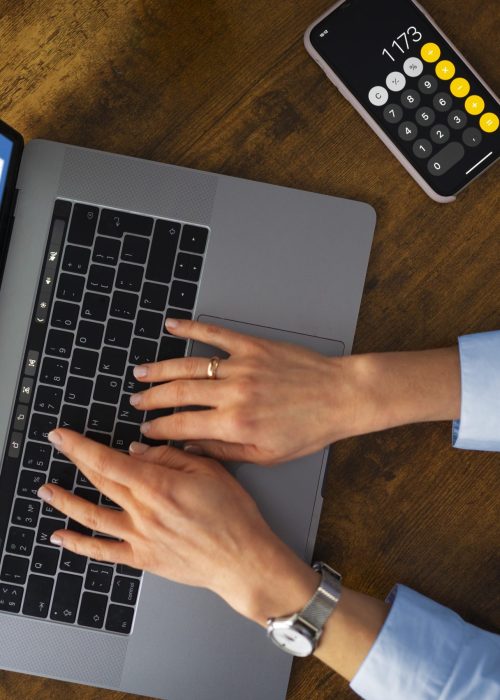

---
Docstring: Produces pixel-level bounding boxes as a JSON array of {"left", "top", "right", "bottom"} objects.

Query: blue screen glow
[{"left": 0, "top": 133, "right": 14, "bottom": 205}]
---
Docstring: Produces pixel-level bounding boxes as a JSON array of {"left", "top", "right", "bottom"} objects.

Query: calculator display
[{"left": 310, "top": 0, "right": 499, "bottom": 198}]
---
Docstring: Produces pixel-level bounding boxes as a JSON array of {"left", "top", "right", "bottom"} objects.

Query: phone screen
[{"left": 310, "top": 0, "right": 499, "bottom": 197}]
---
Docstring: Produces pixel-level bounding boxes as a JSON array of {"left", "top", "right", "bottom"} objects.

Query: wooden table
[{"left": 1, "top": 1, "right": 498, "bottom": 698}]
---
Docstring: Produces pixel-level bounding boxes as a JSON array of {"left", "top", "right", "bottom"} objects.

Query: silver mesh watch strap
[{"left": 299, "top": 562, "right": 342, "bottom": 631}]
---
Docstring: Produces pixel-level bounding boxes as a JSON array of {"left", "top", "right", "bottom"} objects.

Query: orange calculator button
[
  {"left": 479, "top": 113, "right": 499, "bottom": 133},
  {"left": 421, "top": 43, "right": 441, "bottom": 62},
  {"left": 465, "top": 95, "right": 485, "bottom": 116}
]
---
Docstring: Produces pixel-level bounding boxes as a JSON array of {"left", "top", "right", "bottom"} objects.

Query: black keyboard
[{"left": 0, "top": 200, "right": 209, "bottom": 634}]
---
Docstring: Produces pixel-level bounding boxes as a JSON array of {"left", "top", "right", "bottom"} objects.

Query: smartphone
[{"left": 305, "top": 0, "right": 499, "bottom": 203}]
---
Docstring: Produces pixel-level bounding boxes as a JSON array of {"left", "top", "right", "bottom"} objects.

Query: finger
[
  {"left": 133, "top": 355, "right": 230, "bottom": 383},
  {"left": 130, "top": 379, "right": 223, "bottom": 412},
  {"left": 140, "top": 408, "right": 227, "bottom": 442},
  {"left": 128, "top": 442, "right": 200, "bottom": 470},
  {"left": 49, "top": 529, "right": 132, "bottom": 564},
  {"left": 165, "top": 318, "right": 251, "bottom": 354},
  {"left": 37, "top": 484, "right": 126, "bottom": 539},
  {"left": 184, "top": 439, "right": 250, "bottom": 462}
]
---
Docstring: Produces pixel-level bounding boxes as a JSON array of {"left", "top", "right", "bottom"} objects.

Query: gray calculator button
[
  {"left": 400, "top": 89, "right": 420, "bottom": 109},
  {"left": 383, "top": 104, "right": 403, "bottom": 123},
  {"left": 416, "top": 107, "right": 436, "bottom": 127},
  {"left": 418, "top": 75, "right": 438, "bottom": 94},
  {"left": 398, "top": 121, "right": 418, "bottom": 141},
  {"left": 448, "top": 110, "right": 467, "bottom": 130},
  {"left": 413, "top": 139, "right": 433, "bottom": 159},
  {"left": 427, "top": 142, "right": 465, "bottom": 176},
  {"left": 462, "top": 127, "right": 482, "bottom": 147},
  {"left": 430, "top": 124, "right": 450, "bottom": 144},
  {"left": 433, "top": 92, "right": 453, "bottom": 112}
]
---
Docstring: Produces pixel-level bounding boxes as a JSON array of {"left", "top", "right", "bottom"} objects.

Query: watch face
[{"left": 272, "top": 627, "right": 314, "bottom": 657}]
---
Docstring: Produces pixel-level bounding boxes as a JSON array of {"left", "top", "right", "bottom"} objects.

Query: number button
[
  {"left": 415, "top": 107, "right": 436, "bottom": 127},
  {"left": 427, "top": 143, "right": 465, "bottom": 176},
  {"left": 435, "top": 60, "right": 455, "bottom": 81},
  {"left": 368, "top": 86, "right": 389, "bottom": 106},
  {"left": 383, "top": 104, "right": 403, "bottom": 124},
  {"left": 464, "top": 95, "right": 485, "bottom": 116},
  {"left": 421, "top": 43, "right": 441, "bottom": 63},
  {"left": 400, "top": 90, "right": 420, "bottom": 110},
  {"left": 479, "top": 112, "right": 499, "bottom": 133},
  {"left": 412, "top": 139, "right": 433, "bottom": 159},
  {"left": 398, "top": 121, "right": 418, "bottom": 142},
  {"left": 403, "top": 57, "right": 423, "bottom": 77},
  {"left": 462, "top": 127, "right": 482, "bottom": 148},
  {"left": 386, "top": 71, "right": 406, "bottom": 92},
  {"left": 418, "top": 75, "right": 438, "bottom": 95},
  {"left": 433, "top": 92, "right": 453, "bottom": 113},
  {"left": 448, "top": 110, "right": 467, "bottom": 130},
  {"left": 429, "top": 124, "right": 450, "bottom": 145}
]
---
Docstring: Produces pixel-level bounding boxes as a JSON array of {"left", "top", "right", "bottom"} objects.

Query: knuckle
[{"left": 184, "top": 356, "right": 199, "bottom": 376}]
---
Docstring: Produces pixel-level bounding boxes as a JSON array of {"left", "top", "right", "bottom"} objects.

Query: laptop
[{"left": 0, "top": 120, "right": 375, "bottom": 700}]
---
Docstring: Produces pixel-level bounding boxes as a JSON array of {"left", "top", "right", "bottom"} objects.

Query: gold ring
[{"left": 207, "top": 356, "right": 221, "bottom": 379}]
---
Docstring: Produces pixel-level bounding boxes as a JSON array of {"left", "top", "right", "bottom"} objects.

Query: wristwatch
[{"left": 266, "top": 562, "right": 342, "bottom": 657}]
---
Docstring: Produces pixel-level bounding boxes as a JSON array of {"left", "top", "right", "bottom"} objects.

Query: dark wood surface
[{"left": 0, "top": 1, "right": 499, "bottom": 698}]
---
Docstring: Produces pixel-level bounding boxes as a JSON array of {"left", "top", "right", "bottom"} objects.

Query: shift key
[{"left": 50, "top": 572, "right": 83, "bottom": 623}]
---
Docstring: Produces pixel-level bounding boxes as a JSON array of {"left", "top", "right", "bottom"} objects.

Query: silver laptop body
[{"left": 0, "top": 137, "right": 375, "bottom": 700}]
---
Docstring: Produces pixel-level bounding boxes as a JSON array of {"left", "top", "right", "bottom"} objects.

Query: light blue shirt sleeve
[
  {"left": 350, "top": 585, "right": 500, "bottom": 700},
  {"left": 453, "top": 331, "right": 500, "bottom": 451}
]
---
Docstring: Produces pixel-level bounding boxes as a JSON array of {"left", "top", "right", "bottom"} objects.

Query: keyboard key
[
  {"left": 400, "top": 89, "right": 420, "bottom": 110},
  {"left": 76, "top": 320, "right": 104, "bottom": 350},
  {"left": 87, "top": 264, "right": 115, "bottom": 294},
  {"left": 46, "top": 329, "right": 74, "bottom": 358},
  {"left": 60, "top": 548, "right": 87, "bottom": 574},
  {"left": 17, "top": 470, "right": 46, "bottom": 499},
  {"left": 140, "top": 282, "right": 169, "bottom": 311},
  {"left": 158, "top": 337, "right": 187, "bottom": 361},
  {"left": 110, "top": 290, "right": 139, "bottom": 320},
  {"left": 24, "top": 350, "right": 40, "bottom": 376},
  {"left": 56, "top": 273, "right": 85, "bottom": 302},
  {"left": 8, "top": 432, "right": 23, "bottom": 458},
  {"left": 174, "top": 252, "right": 203, "bottom": 282},
  {"left": 60, "top": 404, "right": 88, "bottom": 432},
  {"left": 433, "top": 92, "right": 453, "bottom": 112},
  {"left": 42, "top": 501, "right": 65, "bottom": 519},
  {"left": 398, "top": 121, "right": 418, "bottom": 142},
  {"left": 62, "top": 245, "right": 90, "bottom": 274},
  {"left": 29, "top": 413, "right": 57, "bottom": 442},
  {"left": 13, "top": 403, "right": 29, "bottom": 431},
  {"left": 6, "top": 527, "right": 35, "bottom": 556},
  {"left": 34, "top": 385, "right": 62, "bottom": 414},
  {"left": 121, "top": 234, "right": 149, "bottom": 264},
  {"left": 70, "top": 348, "right": 99, "bottom": 377},
  {"left": 12, "top": 498, "right": 40, "bottom": 528},
  {"left": 37, "top": 518, "right": 66, "bottom": 547},
  {"left": 113, "top": 422, "right": 141, "bottom": 451},
  {"left": 22, "top": 575, "right": 54, "bottom": 617},
  {"left": 74, "top": 487, "right": 100, "bottom": 504},
  {"left": 0, "top": 555, "right": 29, "bottom": 584},
  {"left": 448, "top": 109, "right": 467, "bottom": 130},
  {"left": 101, "top": 494, "right": 121, "bottom": 509},
  {"left": 427, "top": 142, "right": 465, "bottom": 176},
  {"left": 82, "top": 292, "right": 110, "bottom": 322},
  {"left": 106, "top": 603, "right": 134, "bottom": 633},
  {"left": 65, "top": 376, "right": 94, "bottom": 405},
  {"left": 129, "top": 338, "right": 157, "bottom": 365},
  {"left": 48, "top": 461, "right": 76, "bottom": 490},
  {"left": 135, "top": 310, "right": 163, "bottom": 339},
  {"left": 111, "top": 575, "right": 140, "bottom": 605},
  {"left": 383, "top": 104, "right": 403, "bottom": 124},
  {"left": 68, "top": 518, "right": 92, "bottom": 538},
  {"left": 169, "top": 280, "right": 197, "bottom": 310},
  {"left": 0, "top": 583, "right": 23, "bottom": 612},
  {"left": 117, "top": 564, "right": 143, "bottom": 577},
  {"left": 52, "top": 301, "right": 79, "bottom": 330},
  {"left": 164, "top": 308, "right": 192, "bottom": 333},
  {"left": 118, "top": 394, "right": 144, "bottom": 424},
  {"left": 84, "top": 431, "right": 111, "bottom": 446},
  {"left": 23, "top": 442, "right": 51, "bottom": 471},
  {"left": 67, "top": 203, "right": 98, "bottom": 247},
  {"left": 105, "top": 319, "right": 133, "bottom": 348},
  {"left": 123, "top": 366, "right": 145, "bottom": 393},
  {"left": 146, "top": 219, "right": 180, "bottom": 284},
  {"left": 40, "top": 357, "right": 69, "bottom": 386},
  {"left": 99, "top": 347, "right": 127, "bottom": 376},
  {"left": 99, "top": 209, "right": 153, "bottom": 238},
  {"left": 88, "top": 403, "right": 116, "bottom": 432},
  {"left": 429, "top": 124, "right": 450, "bottom": 145},
  {"left": 116, "top": 262, "right": 143, "bottom": 292},
  {"left": 93, "top": 235, "right": 120, "bottom": 265},
  {"left": 78, "top": 591, "right": 108, "bottom": 628},
  {"left": 418, "top": 75, "right": 438, "bottom": 94},
  {"left": 85, "top": 564, "right": 114, "bottom": 593},
  {"left": 180, "top": 224, "right": 208, "bottom": 254},
  {"left": 31, "top": 545, "right": 59, "bottom": 575},
  {"left": 50, "top": 572, "right": 83, "bottom": 623},
  {"left": 18, "top": 377, "right": 34, "bottom": 404},
  {"left": 94, "top": 375, "right": 122, "bottom": 404}
]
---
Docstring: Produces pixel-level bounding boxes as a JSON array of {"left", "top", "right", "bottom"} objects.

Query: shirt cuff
[{"left": 453, "top": 331, "right": 500, "bottom": 451}]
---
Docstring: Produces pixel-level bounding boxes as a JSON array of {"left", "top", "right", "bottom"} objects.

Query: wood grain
[{"left": 0, "top": 1, "right": 498, "bottom": 698}]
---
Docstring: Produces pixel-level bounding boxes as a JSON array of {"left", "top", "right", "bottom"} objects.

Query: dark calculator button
[
  {"left": 140, "top": 282, "right": 169, "bottom": 311},
  {"left": 82, "top": 292, "right": 110, "bottom": 322},
  {"left": 116, "top": 263, "right": 143, "bottom": 292},
  {"left": 93, "top": 235, "right": 120, "bottom": 266},
  {"left": 383, "top": 103, "right": 403, "bottom": 124},
  {"left": 23, "top": 442, "right": 51, "bottom": 471},
  {"left": 76, "top": 320, "right": 104, "bottom": 350},
  {"left": 118, "top": 394, "right": 144, "bottom": 424},
  {"left": 448, "top": 109, "right": 467, "bottom": 130},
  {"left": 430, "top": 124, "right": 450, "bottom": 145},
  {"left": 99, "top": 347, "right": 127, "bottom": 376},
  {"left": 146, "top": 220, "right": 180, "bottom": 284},
  {"left": 110, "top": 290, "right": 139, "bottom": 320},
  {"left": 24, "top": 350, "right": 40, "bottom": 376},
  {"left": 106, "top": 603, "right": 134, "bottom": 633},
  {"left": 427, "top": 142, "right": 465, "bottom": 176},
  {"left": 46, "top": 329, "right": 74, "bottom": 359},
  {"left": 0, "top": 583, "right": 23, "bottom": 613},
  {"left": 31, "top": 545, "right": 59, "bottom": 575},
  {"left": 418, "top": 75, "right": 438, "bottom": 94},
  {"left": 87, "top": 264, "right": 115, "bottom": 294},
  {"left": 122, "top": 234, "right": 149, "bottom": 264},
  {"left": 113, "top": 422, "right": 141, "bottom": 451},
  {"left": 50, "top": 572, "right": 83, "bottom": 623},
  {"left": 135, "top": 310, "right": 163, "bottom": 339},
  {"left": 169, "top": 280, "right": 198, "bottom": 310},
  {"left": 180, "top": 224, "right": 208, "bottom": 254},
  {"left": 68, "top": 204, "right": 98, "bottom": 247},
  {"left": 164, "top": 308, "right": 192, "bottom": 333},
  {"left": 60, "top": 548, "right": 87, "bottom": 574},
  {"left": 60, "top": 404, "right": 88, "bottom": 432},
  {"left": 99, "top": 209, "right": 153, "bottom": 238},
  {"left": 18, "top": 377, "right": 34, "bottom": 404},
  {"left": 52, "top": 301, "right": 79, "bottom": 330},
  {"left": 94, "top": 375, "right": 122, "bottom": 404},
  {"left": 174, "top": 252, "right": 203, "bottom": 282},
  {"left": 85, "top": 564, "right": 114, "bottom": 593},
  {"left": 117, "top": 564, "right": 142, "bottom": 577},
  {"left": 6, "top": 526, "right": 35, "bottom": 556},
  {"left": 111, "top": 575, "right": 140, "bottom": 605},
  {"left": 124, "top": 366, "right": 145, "bottom": 393},
  {"left": 415, "top": 107, "right": 435, "bottom": 127},
  {"left": 84, "top": 431, "right": 111, "bottom": 446},
  {"left": 17, "top": 469, "right": 46, "bottom": 499},
  {"left": 145, "top": 407, "right": 173, "bottom": 424},
  {"left": 29, "top": 413, "right": 57, "bottom": 442},
  {"left": 433, "top": 92, "right": 453, "bottom": 112},
  {"left": 158, "top": 337, "right": 187, "bottom": 362},
  {"left": 105, "top": 319, "right": 133, "bottom": 348},
  {"left": 65, "top": 376, "right": 94, "bottom": 405},
  {"left": 462, "top": 127, "right": 482, "bottom": 148},
  {"left": 56, "top": 273, "right": 85, "bottom": 302},
  {"left": 398, "top": 121, "right": 418, "bottom": 142},
  {"left": 22, "top": 574, "right": 53, "bottom": 617},
  {"left": 0, "top": 555, "right": 29, "bottom": 584},
  {"left": 78, "top": 591, "right": 107, "bottom": 628},
  {"left": 400, "top": 90, "right": 420, "bottom": 110},
  {"left": 12, "top": 498, "right": 40, "bottom": 528},
  {"left": 70, "top": 348, "right": 99, "bottom": 377},
  {"left": 129, "top": 338, "right": 157, "bottom": 365},
  {"left": 74, "top": 486, "right": 100, "bottom": 504},
  {"left": 40, "top": 357, "right": 68, "bottom": 386},
  {"left": 14, "top": 404, "right": 29, "bottom": 431},
  {"left": 34, "top": 385, "right": 62, "bottom": 414},
  {"left": 48, "top": 461, "right": 76, "bottom": 490},
  {"left": 62, "top": 245, "right": 90, "bottom": 274},
  {"left": 8, "top": 432, "right": 23, "bottom": 458}
]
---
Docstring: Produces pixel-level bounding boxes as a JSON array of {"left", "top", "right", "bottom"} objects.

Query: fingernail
[
  {"left": 140, "top": 422, "right": 151, "bottom": 435},
  {"left": 184, "top": 444, "right": 204, "bottom": 455},
  {"left": 50, "top": 534, "right": 63, "bottom": 546},
  {"left": 37, "top": 486, "right": 53, "bottom": 502},
  {"left": 165, "top": 317, "right": 179, "bottom": 330},
  {"left": 133, "top": 366, "right": 148, "bottom": 378},
  {"left": 129, "top": 441, "right": 149, "bottom": 454},
  {"left": 47, "top": 430, "right": 62, "bottom": 448},
  {"left": 129, "top": 393, "right": 141, "bottom": 406}
]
